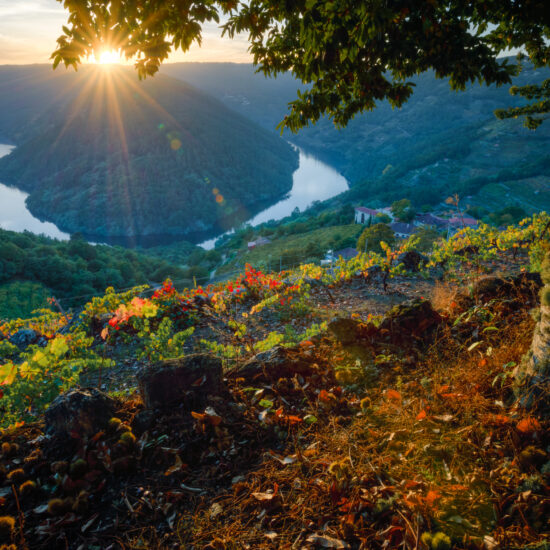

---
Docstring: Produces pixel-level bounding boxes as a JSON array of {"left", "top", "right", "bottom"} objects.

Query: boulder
[
  {"left": 232, "top": 346, "right": 318, "bottom": 382},
  {"left": 472, "top": 272, "right": 542, "bottom": 303},
  {"left": 396, "top": 250, "right": 427, "bottom": 272},
  {"left": 328, "top": 317, "right": 363, "bottom": 345},
  {"left": 365, "top": 265, "right": 383, "bottom": 280},
  {"left": 380, "top": 298, "right": 442, "bottom": 345},
  {"left": 45, "top": 388, "right": 116, "bottom": 438},
  {"left": 9, "top": 329, "right": 46, "bottom": 350},
  {"left": 137, "top": 354, "right": 223, "bottom": 410}
]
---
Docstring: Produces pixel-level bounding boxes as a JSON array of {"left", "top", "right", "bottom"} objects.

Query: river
[
  {"left": 0, "top": 144, "right": 70, "bottom": 240},
  {"left": 198, "top": 148, "right": 349, "bottom": 249},
  {"left": 0, "top": 144, "right": 348, "bottom": 247}
]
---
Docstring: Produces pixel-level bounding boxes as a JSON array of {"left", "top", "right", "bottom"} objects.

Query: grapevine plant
[{"left": 1, "top": 214, "right": 549, "bottom": 429}]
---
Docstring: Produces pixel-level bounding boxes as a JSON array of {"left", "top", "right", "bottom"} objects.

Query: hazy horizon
[{"left": 0, "top": 0, "right": 251, "bottom": 65}]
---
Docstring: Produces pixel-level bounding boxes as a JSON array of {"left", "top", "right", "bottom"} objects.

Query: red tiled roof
[
  {"left": 355, "top": 207, "right": 379, "bottom": 216},
  {"left": 448, "top": 217, "right": 478, "bottom": 227}
]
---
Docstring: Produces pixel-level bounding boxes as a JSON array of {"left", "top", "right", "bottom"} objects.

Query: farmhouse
[
  {"left": 247, "top": 236, "right": 271, "bottom": 250},
  {"left": 390, "top": 222, "right": 418, "bottom": 239},
  {"left": 354, "top": 207, "right": 379, "bottom": 224}
]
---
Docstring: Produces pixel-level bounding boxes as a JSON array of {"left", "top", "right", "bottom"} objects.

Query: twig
[{"left": 11, "top": 484, "right": 27, "bottom": 549}]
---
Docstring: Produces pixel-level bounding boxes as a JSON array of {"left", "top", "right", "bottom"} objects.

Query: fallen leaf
[
  {"left": 416, "top": 409, "right": 427, "bottom": 421},
  {"left": 165, "top": 455, "right": 187, "bottom": 476},
  {"left": 386, "top": 389, "right": 402, "bottom": 401},
  {"left": 306, "top": 533, "right": 350, "bottom": 548},
  {"left": 516, "top": 417, "right": 541, "bottom": 434}
]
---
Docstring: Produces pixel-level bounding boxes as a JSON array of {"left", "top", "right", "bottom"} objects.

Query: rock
[
  {"left": 472, "top": 272, "right": 542, "bottom": 303},
  {"left": 380, "top": 298, "right": 442, "bottom": 345},
  {"left": 137, "top": 354, "right": 223, "bottom": 410},
  {"left": 471, "top": 276, "right": 513, "bottom": 302},
  {"left": 366, "top": 265, "right": 382, "bottom": 278},
  {"left": 9, "top": 329, "right": 46, "bottom": 350},
  {"left": 45, "top": 388, "right": 116, "bottom": 438},
  {"left": 396, "top": 250, "right": 427, "bottom": 272},
  {"left": 132, "top": 409, "right": 156, "bottom": 435},
  {"left": 328, "top": 317, "right": 363, "bottom": 345},
  {"left": 232, "top": 346, "right": 318, "bottom": 382}
]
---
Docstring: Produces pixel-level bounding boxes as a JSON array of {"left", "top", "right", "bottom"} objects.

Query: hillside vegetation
[
  {"left": 0, "top": 66, "right": 298, "bottom": 242},
  {"left": 0, "top": 216, "right": 549, "bottom": 549},
  {"left": 0, "top": 229, "right": 187, "bottom": 319},
  {"left": 163, "top": 62, "right": 550, "bottom": 212}
]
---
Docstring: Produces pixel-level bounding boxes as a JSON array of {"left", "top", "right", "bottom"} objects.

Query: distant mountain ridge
[
  {"left": 162, "top": 61, "right": 550, "bottom": 212},
  {"left": 0, "top": 65, "right": 298, "bottom": 243}
]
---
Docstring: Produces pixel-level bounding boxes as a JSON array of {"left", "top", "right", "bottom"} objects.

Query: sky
[{"left": 0, "top": 0, "right": 252, "bottom": 65}]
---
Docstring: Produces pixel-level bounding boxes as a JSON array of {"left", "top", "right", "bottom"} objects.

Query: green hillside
[
  {"left": 0, "top": 66, "right": 298, "bottom": 242},
  {"left": 0, "top": 229, "right": 188, "bottom": 319},
  {"left": 163, "top": 62, "right": 550, "bottom": 211}
]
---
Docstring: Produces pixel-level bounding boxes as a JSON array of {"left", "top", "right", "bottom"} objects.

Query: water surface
[
  {"left": 0, "top": 144, "right": 348, "bottom": 248},
  {"left": 0, "top": 144, "right": 70, "bottom": 240},
  {"left": 199, "top": 148, "right": 349, "bottom": 249}
]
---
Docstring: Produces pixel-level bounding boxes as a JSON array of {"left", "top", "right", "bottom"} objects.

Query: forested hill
[
  {"left": 162, "top": 62, "right": 550, "bottom": 212},
  {"left": 0, "top": 65, "right": 298, "bottom": 242},
  {"left": 0, "top": 228, "right": 191, "bottom": 319}
]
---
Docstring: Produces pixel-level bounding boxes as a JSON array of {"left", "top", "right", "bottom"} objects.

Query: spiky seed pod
[
  {"left": 51, "top": 461, "right": 68, "bottom": 475},
  {"left": 108, "top": 417, "right": 122, "bottom": 431},
  {"left": 18, "top": 480, "right": 37, "bottom": 498},
  {"left": 118, "top": 431, "right": 136, "bottom": 448},
  {"left": 360, "top": 396, "right": 371, "bottom": 410},
  {"left": 72, "top": 491, "right": 89, "bottom": 514},
  {"left": 24, "top": 448, "right": 42, "bottom": 465},
  {"left": 6, "top": 469, "right": 25, "bottom": 484},
  {"left": 0, "top": 443, "right": 18, "bottom": 459},
  {"left": 62, "top": 497, "right": 75, "bottom": 512},
  {"left": 47, "top": 497, "right": 75, "bottom": 515},
  {"left": 431, "top": 532, "right": 452, "bottom": 550},
  {"left": 47, "top": 499, "right": 65, "bottom": 516},
  {"left": 117, "top": 423, "right": 132, "bottom": 433},
  {"left": 519, "top": 446, "right": 548, "bottom": 470},
  {"left": 0, "top": 516, "right": 15, "bottom": 541},
  {"left": 69, "top": 459, "right": 88, "bottom": 479},
  {"left": 112, "top": 456, "right": 137, "bottom": 474}
]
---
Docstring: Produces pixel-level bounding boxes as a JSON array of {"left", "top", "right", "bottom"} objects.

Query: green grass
[{"left": 218, "top": 224, "right": 362, "bottom": 275}]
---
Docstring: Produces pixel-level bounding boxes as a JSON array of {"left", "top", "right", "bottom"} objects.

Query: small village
[{"left": 247, "top": 202, "right": 480, "bottom": 265}]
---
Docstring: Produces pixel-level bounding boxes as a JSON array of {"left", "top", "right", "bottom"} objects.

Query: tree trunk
[{"left": 514, "top": 252, "right": 550, "bottom": 411}]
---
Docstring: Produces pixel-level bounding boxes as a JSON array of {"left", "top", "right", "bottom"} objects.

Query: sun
[{"left": 93, "top": 50, "right": 123, "bottom": 65}]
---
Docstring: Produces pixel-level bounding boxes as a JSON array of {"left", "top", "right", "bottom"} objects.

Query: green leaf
[
  {"left": 0, "top": 363, "right": 17, "bottom": 386},
  {"left": 258, "top": 399, "right": 274, "bottom": 409},
  {"left": 50, "top": 337, "right": 69, "bottom": 358},
  {"left": 304, "top": 414, "right": 318, "bottom": 424}
]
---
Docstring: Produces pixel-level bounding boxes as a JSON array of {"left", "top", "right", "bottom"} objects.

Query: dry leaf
[{"left": 306, "top": 533, "right": 350, "bottom": 548}]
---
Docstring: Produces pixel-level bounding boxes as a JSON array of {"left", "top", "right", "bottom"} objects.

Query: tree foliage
[
  {"left": 495, "top": 77, "right": 550, "bottom": 129},
  {"left": 391, "top": 199, "right": 416, "bottom": 223},
  {"left": 0, "top": 229, "right": 186, "bottom": 318},
  {"left": 357, "top": 223, "right": 395, "bottom": 255},
  {"left": 53, "top": 0, "right": 549, "bottom": 130}
]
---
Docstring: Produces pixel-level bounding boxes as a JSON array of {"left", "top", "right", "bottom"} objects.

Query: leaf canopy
[{"left": 52, "top": 1, "right": 550, "bottom": 130}]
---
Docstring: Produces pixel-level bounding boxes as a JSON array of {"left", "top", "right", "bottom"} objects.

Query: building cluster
[{"left": 354, "top": 206, "right": 478, "bottom": 239}]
